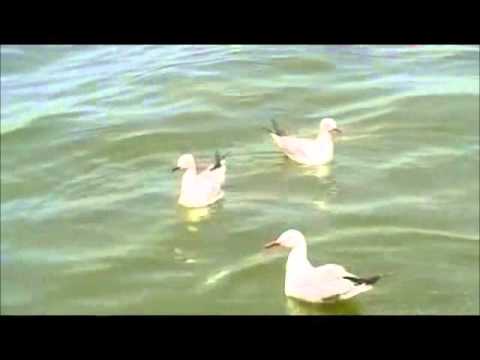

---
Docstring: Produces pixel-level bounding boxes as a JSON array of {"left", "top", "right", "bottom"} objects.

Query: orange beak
[{"left": 264, "top": 239, "right": 280, "bottom": 249}]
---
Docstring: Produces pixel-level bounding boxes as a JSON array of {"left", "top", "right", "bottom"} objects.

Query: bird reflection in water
[
  {"left": 285, "top": 297, "right": 362, "bottom": 315},
  {"left": 177, "top": 202, "right": 225, "bottom": 232}
]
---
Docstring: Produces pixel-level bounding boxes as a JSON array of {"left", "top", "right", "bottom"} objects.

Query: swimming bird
[
  {"left": 172, "top": 152, "right": 227, "bottom": 208},
  {"left": 265, "top": 118, "right": 342, "bottom": 166},
  {"left": 264, "top": 229, "right": 380, "bottom": 303}
]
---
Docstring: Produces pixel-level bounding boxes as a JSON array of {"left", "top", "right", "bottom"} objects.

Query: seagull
[
  {"left": 265, "top": 118, "right": 342, "bottom": 166},
  {"left": 172, "top": 151, "right": 227, "bottom": 208},
  {"left": 264, "top": 229, "right": 380, "bottom": 303}
]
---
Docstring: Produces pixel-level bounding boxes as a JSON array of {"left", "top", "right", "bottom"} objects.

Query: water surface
[{"left": 1, "top": 45, "right": 479, "bottom": 315}]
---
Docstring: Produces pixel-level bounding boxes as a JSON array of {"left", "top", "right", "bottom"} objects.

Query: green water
[{"left": 1, "top": 45, "right": 479, "bottom": 315}]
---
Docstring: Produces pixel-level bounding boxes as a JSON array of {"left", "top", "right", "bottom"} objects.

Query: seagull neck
[
  {"left": 286, "top": 243, "right": 311, "bottom": 272},
  {"left": 181, "top": 167, "right": 198, "bottom": 185},
  {"left": 317, "top": 130, "right": 333, "bottom": 143}
]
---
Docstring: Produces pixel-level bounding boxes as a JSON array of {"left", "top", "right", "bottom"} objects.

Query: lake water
[{"left": 1, "top": 45, "right": 479, "bottom": 315}]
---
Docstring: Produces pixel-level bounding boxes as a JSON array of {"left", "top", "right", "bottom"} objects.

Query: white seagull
[
  {"left": 264, "top": 229, "right": 380, "bottom": 303},
  {"left": 172, "top": 151, "right": 227, "bottom": 208},
  {"left": 265, "top": 118, "right": 342, "bottom": 166}
]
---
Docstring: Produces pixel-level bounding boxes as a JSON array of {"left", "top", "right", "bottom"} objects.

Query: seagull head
[
  {"left": 320, "top": 118, "right": 342, "bottom": 134},
  {"left": 264, "top": 229, "right": 306, "bottom": 249},
  {"left": 172, "top": 154, "right": 195, "bottom": 172}
]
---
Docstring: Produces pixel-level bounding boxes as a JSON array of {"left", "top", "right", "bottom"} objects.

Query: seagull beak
[
  {"left": 171, "top": 166, "right": 180, "bottom": 172},
  {"left": 264, "top": 239, "right": 280, "bottom": 249},
  {"left": 330, "top": 128, "right": 343, "bottom": 134}
]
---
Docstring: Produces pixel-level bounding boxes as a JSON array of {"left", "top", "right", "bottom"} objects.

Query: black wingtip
[
  {"left": 363, "top": 275, "right": 381, "bottom": 285},
  {"left": 261, "top": 118, "right": 286, "bottom": 136},
  {"left": 210, "top": 150, "right": 229, "bottom": 171},
  {"left": 270, "top": 119, "right": 287, "bottom": 136},
  {"left": 343, "top": 275, "right": 381, "bottom": 285}
]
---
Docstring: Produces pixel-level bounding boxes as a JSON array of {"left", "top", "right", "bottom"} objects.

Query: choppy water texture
[{"left": 1, "top": 45, "right": 479, "bottom": 315}]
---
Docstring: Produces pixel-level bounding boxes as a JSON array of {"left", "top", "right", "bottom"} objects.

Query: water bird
[
  {"left": 172, "top": 151, "right": 228, "bottom": 208},
  {"left": 264, "top": 229, "right": 380, "bottom": 303},
  {"left": 265, "top": 118, "right": 342, "bottom": 166}
]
